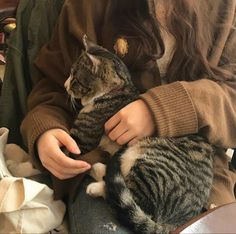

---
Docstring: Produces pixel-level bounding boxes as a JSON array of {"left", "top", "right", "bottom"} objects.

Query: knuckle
[
  {"left": 108, "top": 133, "right": 116, "bottom": 141},
  {"left": 119, "top": 111, "right": 126, "bottom": 120},
  {"left": 124, "top": 117, "right": 132, "bottom": 127},
  {"left": 104, "top": 122, "right": 109, "bottom": 130}
]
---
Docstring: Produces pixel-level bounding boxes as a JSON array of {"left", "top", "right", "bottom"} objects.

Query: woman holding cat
[{"left": 21, "top": 0, "right": 236, "bottom": 233}]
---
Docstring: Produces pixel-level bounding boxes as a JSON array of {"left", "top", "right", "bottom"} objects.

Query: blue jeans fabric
[{"left": 67, "top": 176, "right": 132, "bottom": 234}]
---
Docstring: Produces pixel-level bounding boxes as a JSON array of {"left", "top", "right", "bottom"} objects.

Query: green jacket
[{"left": 0, "top": 0, "right": 64, "bottom": 145}]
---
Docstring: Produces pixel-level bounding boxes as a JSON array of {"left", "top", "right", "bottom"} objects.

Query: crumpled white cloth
[
  {"left": 4, "top": 142, "right": 41, "bottom": 177},
  {"left": 0, "top": 127, "right": 66, "bottom": 234}
]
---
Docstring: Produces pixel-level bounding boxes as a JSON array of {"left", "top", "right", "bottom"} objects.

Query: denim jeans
[{"left": 67, "top": 176, "right": 132, "bottom": 234}]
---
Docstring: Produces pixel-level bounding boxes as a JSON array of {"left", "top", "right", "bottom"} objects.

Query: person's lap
[
  {"left": 67, "top": 175, "right": 132, "bottom": 234},
  {"left": 67, "top": 151, "right": 236, "bottom": 233}
]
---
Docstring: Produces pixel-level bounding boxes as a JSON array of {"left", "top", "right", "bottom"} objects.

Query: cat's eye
[{"left": 71, "top": 79, "right": 79, "bottom": 87}]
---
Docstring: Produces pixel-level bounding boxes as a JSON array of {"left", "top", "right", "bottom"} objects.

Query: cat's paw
[
  {"left": 89, "top": 163, "right": 106, "bottom": 181},
  {"left": 86, "top": 181, "right": 106, "bottom": 198},
  {"left": 209, "top": 203, "right": 217, "bottom": 209}
]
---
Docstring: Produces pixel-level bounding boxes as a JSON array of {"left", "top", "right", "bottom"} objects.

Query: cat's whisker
[
  {"left": 65, "top": 93, "right": 76, "bottom": 111},
  {"left": 70, "top": 96, "right": 77, "bottom": 111}
]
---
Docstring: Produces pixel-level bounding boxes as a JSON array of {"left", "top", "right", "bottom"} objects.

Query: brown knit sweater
[{"left": 20, "top": 0, "right": 236, "bottom": 204}]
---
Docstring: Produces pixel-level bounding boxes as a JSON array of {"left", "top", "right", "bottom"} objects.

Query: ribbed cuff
[{"left": 140, "top": 81, "right": 198, "bottom": 137}]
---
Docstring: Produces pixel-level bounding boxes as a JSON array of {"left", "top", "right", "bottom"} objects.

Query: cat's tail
[{"left": 104, "top": 150, "right": 174, "bottom": 234}]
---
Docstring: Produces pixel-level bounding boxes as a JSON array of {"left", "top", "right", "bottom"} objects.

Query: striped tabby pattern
[{"left": 65, "top": 36, "right": 214, "bottom": 234}]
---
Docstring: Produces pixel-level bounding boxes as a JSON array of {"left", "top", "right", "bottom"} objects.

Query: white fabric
[
  {"left": 4, "top": 143, "right": 41, "bottom": 178},
  {"left": 0, "top": 127, "right": 66, "bottom": 234}
]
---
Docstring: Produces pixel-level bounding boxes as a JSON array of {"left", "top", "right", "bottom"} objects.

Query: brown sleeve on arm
[
  {"left": 140, "top": 81, "right": 198, "bottom": 137},
  {"left": 182, "top": 79, "right": 236, "bottom": 148},
  {"left": 182, "top": 4, "right": 236, "bottom": 148},
  {"left": 20, "top": 0, "right": 109, "bottom": 169},
  {"left": 140, "top": 78, "right": 236, "bottom": 148}
]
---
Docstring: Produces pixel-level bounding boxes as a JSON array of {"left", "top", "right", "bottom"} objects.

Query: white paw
[
  {"left": 89, "top": 163, "right": 106, "bottom": 181},
  {"left": 209, "top": 203, "right": 217, "bottom": 209},
  {"left": 86, "top": 181, "right": 106, "bottom": 198}
]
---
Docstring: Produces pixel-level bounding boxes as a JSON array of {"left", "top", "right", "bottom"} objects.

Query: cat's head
[{"left": 64, "top": 35, "right": 134, "bottom": 105}]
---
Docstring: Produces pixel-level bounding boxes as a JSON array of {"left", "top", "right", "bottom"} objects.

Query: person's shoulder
[{"left": 60, "top": 0, "right": 111, "bottom": 20}]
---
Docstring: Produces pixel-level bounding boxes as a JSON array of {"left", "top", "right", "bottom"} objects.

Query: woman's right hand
[{"left": 37, "top": 129, "right": 91, "bottom": 180}]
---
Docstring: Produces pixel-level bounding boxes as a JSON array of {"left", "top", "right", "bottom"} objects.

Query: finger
[
  {"left": 46, "top": 164, "right": 75, "bottom": 180},
  {"left": 51, "top": 146, "right": 91, "bottom": 169},
  {"left": 108, "top": 121, "right": 128, "bottom": 141},
  {"left": 105, "top": 112, "right": 121, "bottom": 134},
  {"left": 46, "top": 164, "right": 80, "bottom": 180},
  {"left": 128, "top": 137, "right": 139, "bottom": 146},
  {"left": 116, "top": 130, "right": 136, "bottom": 145},
  {"left": 56, "top": 130, "right": 81, "bottom": 154},
  {"left": 53, "top": 166, "right": 91, "bottom": 180},
  {"left": 45, "top": 156, "right": 90, "bottom": 176}
]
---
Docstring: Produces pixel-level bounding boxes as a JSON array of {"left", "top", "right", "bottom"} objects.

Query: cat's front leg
[
  {"left": 87, "top": 163, "right": 107, "bottom": 198},
  {"left": 89, "top": 162, "right": 106, "bottom": 181},
  {"left": 99, "top": 135, "right": 120, "bottom": 155},
  {"left": 86, "top": 181, "right": 106, "bottom": 199}
]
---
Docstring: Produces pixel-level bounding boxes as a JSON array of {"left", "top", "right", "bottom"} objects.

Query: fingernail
[
  {"left": 84, "top": 164, "right": 91, "bottom": 169},
  {"left": 74, "top": 148, "right": 81, "bottom": 154}
]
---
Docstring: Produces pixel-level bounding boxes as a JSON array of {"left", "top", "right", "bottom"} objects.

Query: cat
[{"left": 64, "top": 35, "right": 214, "bottom": 234}]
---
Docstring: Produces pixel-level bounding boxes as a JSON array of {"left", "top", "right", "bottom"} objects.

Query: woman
[{"left": 21, "top": 0, "right": 236, "bottom": 232}]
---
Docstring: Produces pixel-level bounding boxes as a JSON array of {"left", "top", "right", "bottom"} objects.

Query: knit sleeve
[
  {"left": 140, "top": 82, "right": 198, "bottom": 137},
  {"left": 182, "top": 79, "right": 236, "bottom": 148}
]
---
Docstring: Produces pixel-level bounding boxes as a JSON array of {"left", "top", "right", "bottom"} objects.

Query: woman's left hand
[{"left": 105, "top": 99, "right": 155, "bottom": 145}]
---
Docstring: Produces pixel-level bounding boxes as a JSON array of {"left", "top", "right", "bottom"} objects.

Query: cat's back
[{"left": 119, "top": 135, "right": 214, "bottom": 226}]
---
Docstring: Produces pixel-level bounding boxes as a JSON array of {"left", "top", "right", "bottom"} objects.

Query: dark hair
[
  {"left": 111, "top": 0, "right": 233, "bottom": 82},
  {"left": 110, "top": 0, "right": 164, "bottom": 71}
]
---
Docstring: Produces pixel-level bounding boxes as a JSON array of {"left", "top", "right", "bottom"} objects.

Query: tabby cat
[{"left": 64, "top": 35, "right": 214, "bottom": 234}]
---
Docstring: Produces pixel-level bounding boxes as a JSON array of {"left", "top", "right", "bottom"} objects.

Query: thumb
[{"left": 56, "top": 130, "right": 81, "bottom": 154}]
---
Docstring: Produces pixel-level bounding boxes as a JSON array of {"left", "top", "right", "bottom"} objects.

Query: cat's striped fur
[{"left": 64, "top": 35, "right": 214, "bottom": 234}]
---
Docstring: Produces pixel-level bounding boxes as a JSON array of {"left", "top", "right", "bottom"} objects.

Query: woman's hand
[
  {"left": 37, "top": 129, "right": 91, "bottom": 180},
  {"left": 105, "top": 99, "right": 155, "bottom": 145}
]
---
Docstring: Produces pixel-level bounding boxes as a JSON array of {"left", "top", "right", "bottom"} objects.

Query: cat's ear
[
  {"left": 82, "top": 34, "right": 97, "bottom": 52},
  {"left": 86, "top": 53, "right": 101, "bottom": 74},
  {"left": 82, "top": 35, "right": 101, "bottom": 73}
]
